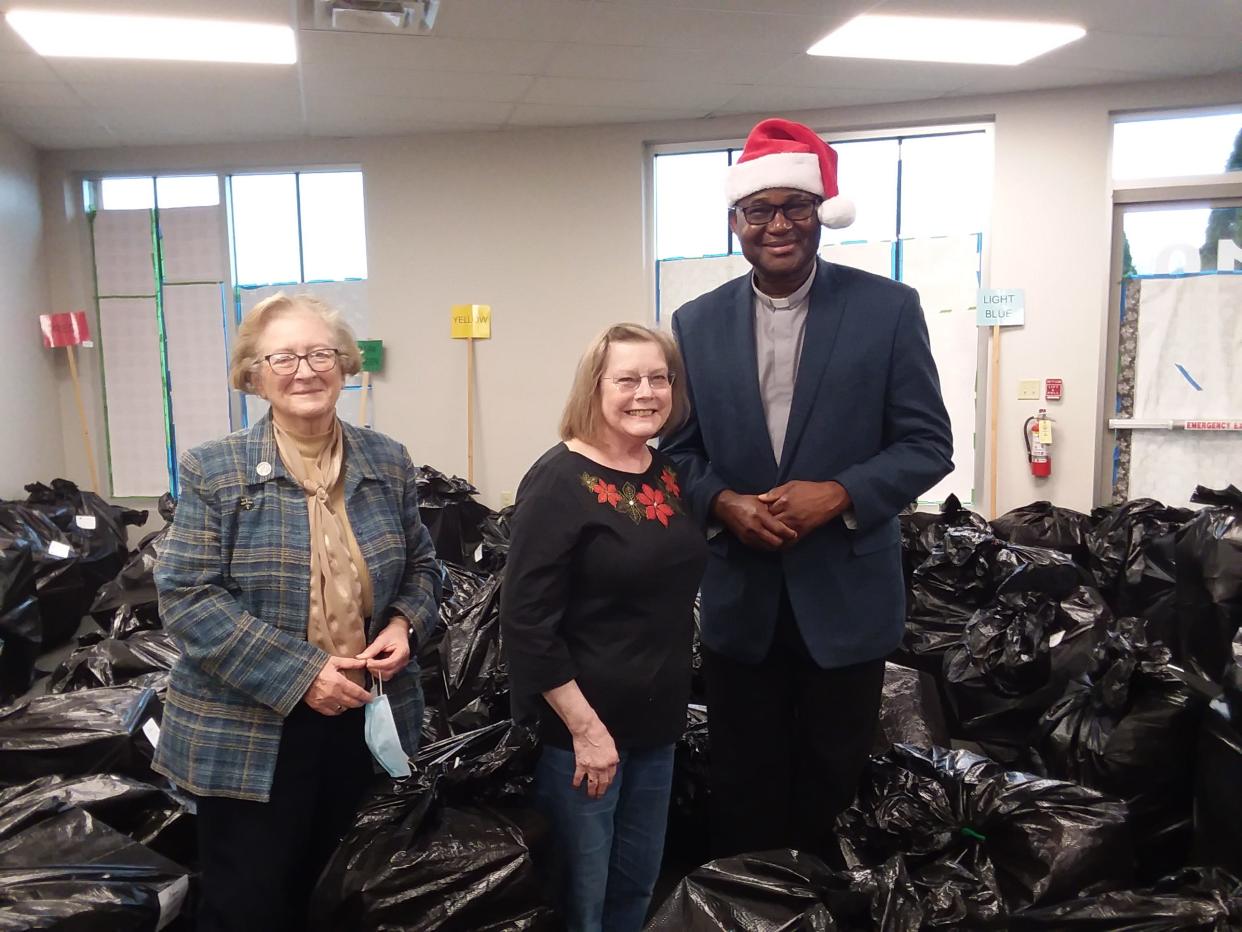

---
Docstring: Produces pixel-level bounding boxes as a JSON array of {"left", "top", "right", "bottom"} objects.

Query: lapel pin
[
  {"left": 256, "top": 461, "right": 272, "bottom": 478},
  {"left": 240, "top": 497, "right": 255, "bottom": 511}
]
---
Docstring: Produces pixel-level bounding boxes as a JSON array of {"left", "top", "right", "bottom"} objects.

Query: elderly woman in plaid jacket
[{"left": 153, "top": 292, "right": 441, "bottom": 932}]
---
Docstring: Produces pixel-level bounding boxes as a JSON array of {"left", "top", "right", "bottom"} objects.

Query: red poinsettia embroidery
[
  {"left": 592, "top": 478, "right": 621, "bottom": 507},
  {"left": 637, "top": 484, "right": 675, "bottom": 527},
  {"left": 660, "top": 466, "right": 681, "bottom": 498}
]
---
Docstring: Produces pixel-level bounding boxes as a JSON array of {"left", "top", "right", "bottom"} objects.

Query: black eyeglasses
[
  {"left": 730, "top": 199, "right": 820, "bottom": 225},
  {"left": 263, "top": 348, "right": 341, "bottom": 376}
]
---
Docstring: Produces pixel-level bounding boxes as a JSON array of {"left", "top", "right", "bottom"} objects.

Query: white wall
[
  {"left": 0, "top": 124, "right": 63, "bottom": 496},
  {"left": 38, "top": 72, "right": 1242, "bottom": 514}
]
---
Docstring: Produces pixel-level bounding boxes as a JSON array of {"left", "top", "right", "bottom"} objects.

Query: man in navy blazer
[{"left": 664, "top": 118, "right": 953, "bottom": 857}]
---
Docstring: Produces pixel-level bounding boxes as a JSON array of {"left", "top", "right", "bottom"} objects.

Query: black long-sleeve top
[{"left": 500, "top": 443, "right": 707, "bottom": 750}]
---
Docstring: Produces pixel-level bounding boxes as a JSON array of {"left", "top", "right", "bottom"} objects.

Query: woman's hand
[
  {"left": 572, "top": 719, "right": 620, "bottom": 799},
  {"left": 304, "top": 656, "right": 371, "bottom": 715},
  {"left": 356, "top": 618, "right": 411, "bottom": 681}
]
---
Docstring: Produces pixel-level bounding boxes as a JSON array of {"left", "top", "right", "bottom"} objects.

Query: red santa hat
[{"left": 725, "top": 118, "right": 855, "bottom": 229}]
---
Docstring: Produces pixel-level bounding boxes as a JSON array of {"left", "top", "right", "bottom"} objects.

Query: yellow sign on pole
[{"left": 450, "top": 304, "right": 492, "bottom": 339}]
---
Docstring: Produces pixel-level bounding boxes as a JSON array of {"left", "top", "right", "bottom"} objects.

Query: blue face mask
[{"left": 364, "top": 678, "right": 411, "bottom": 779}]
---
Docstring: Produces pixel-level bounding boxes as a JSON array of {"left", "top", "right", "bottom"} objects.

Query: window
[
  {"left": 86, "top": 168, "right": 369, "bottom": 498},
  {"left": 230, "top": 171, "right": 368, "bottom": 286},
  {"left": 1113, "top": 110, "right": 1242, "bottom": 182},
  {"left": 653, "top": 128, "right": 991, "bottom": 505}
]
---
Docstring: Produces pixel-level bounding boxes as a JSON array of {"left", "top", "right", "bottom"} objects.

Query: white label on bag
[
  {"left": 142, "top": 718, "right": 161, "bottom": 748},
  {"left": 74, "top": 514, "right": 97, "bottom": 530},
  {"left": 156, "top": 875, "right": 190, "bottom": 929},
  {"left": 473, "top": 543, "right": 483, "bottom": 562},
  {"left": 1049, "top": 630, "right": 1066, "bottom": 648},
  {"left": 48, "top": 540, "right": 71, "bottom": 559}
]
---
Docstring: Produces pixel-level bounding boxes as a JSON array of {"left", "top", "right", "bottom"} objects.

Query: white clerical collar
[{"left": 752, "top": 264, "right": 816, "bottom": 311}]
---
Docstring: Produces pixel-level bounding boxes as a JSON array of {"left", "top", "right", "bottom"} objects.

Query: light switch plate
[{"left": 1018, "top": 379, "right": 1041, "bottom": 400}]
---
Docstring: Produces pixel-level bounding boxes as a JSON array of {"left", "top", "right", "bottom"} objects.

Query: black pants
[
  {"left": 194, "top": 704, "right": 374, "bottom": 932},
  {"left": 702, "top": 589, "right": 885, "bottom": 859}
]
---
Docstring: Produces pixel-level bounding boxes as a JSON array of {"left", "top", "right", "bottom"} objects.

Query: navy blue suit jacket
[{"left": 663, "top": 259, "right": 953, "bottom": 667}]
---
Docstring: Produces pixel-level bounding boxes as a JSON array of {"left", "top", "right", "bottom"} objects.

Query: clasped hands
[
  {"left": 304, "top": 617, "right": 411, "bottom": 716},
  {"left": 713, "top": 480, "right": 851, "bottom": 551}
]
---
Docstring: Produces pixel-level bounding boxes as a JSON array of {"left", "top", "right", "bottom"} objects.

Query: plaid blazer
[{"left": 152, "top": 413, "right": 441, "bottom": 801}]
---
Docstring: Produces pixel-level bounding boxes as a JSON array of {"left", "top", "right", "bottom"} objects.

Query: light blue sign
[{"left": 976, "top": 288, "right": 1025, "bottom": 327}]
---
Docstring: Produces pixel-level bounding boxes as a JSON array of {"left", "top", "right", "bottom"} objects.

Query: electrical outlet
[
  {"left": 500, "top": 490, "right": 515, "bottom": 508},
  {"left": 1018, "top": 379, "right": 1041, "bottom": 400}
]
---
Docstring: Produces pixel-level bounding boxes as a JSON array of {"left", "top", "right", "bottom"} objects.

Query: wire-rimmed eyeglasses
[
  {"left": 263, "top": 348, "right": 341, "bottom": 376},
  {"left": 729, "top": 198, "right": 820, "bottom": 225}
]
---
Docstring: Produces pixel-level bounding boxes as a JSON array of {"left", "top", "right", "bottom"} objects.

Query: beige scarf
[{"left": 273, "top": 419, "right": 366, "bottom": 687}]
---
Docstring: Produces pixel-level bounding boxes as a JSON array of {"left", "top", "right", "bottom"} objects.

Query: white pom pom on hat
[{"left": 725, "top": 117, "right": 855, "bottom": 230}]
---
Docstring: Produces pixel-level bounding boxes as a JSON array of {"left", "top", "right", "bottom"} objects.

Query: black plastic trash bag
[
  {"left": 874, "top": 663, "right": 950, "bottom": 754},
  {"left": 902, "top": 528, "right": 1086, "bottom": 674},
  {"left": 665, "top": 704, "right": 710, "bottom": 870},
  {"left": 415, "top": 465, "right": 495, "bottom": 568},
  {"left": 992, "top": 501, "right": 1094, "bottom": 567},
  {"left": 1038, "top": 618, "right": 1203, "bottom": 819},
  {"left": 476, "top": 505, "right": 513, "bottom": 574},
  {"left": 941, "top": 586, "right": 1107, "bottom": 745},
  {"left": 1089, "top": 497, "right": 1191, "bottom": 616},
  {"left": 900, "top": 495, "right": 990, "bottom": 592},
  {"left": 645, "top": 848, "right": 926, "bottom": 932},
  {"left": 0, "top": 773, "right": 194, "bottom": 869},
  {"left": 0, "top": 503, "right": 90, "bottom": 648},
  {"left": 0, "top": 540, "right": 41, "bottom": 705},
  {"left": 1008, "top": 866, "right": 1242, "bottom": 930},
  {"left": 1176, "top": 485, "right": 1242, "bottom": 684},
  {"left": 0, "top": 805, "right": 190, "bottom": 931},
  {"left": 88, "top": 525, "right": 168, "bottom": 640},
  {"left": 1193, "top": 698, "right": 1242, "bottom": 879},
  {"left": 48, "top": 630, "right": 179, "bottom": 694},
  {"left": 310, "top": 721, "right": 556, "bottom": 932},
  {"left": 419, "top": 574, "right": 508, "bottom": 741},
  {"left": 23, "top": 478, "right": 147, "bottom": 601},
  {"left": 0, "top": 687, "right": 162, "bottom": 787},
  {"left": 834, "top": 744, "right": 1132, "bottom": 922}
]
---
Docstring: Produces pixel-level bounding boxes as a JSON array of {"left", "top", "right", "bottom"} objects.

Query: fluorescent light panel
[
  {"left": 808, "top": 15, "right": 1085, "bottom": 66},
  {"left": 5, "top": 9, "right": 297, "bottom": 64}
]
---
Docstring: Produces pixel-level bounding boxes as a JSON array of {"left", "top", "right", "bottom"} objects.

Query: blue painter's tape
[{"left": 1175, "top": 363, "right": 1203, "bottom": 391}]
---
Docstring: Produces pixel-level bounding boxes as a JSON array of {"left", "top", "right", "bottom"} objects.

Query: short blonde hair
[
  {"left": 559, "top": 323, "right": 689, "bottom": 443},
  {"left": 229, "top": 292, "right": 363, "bottom": 393}
]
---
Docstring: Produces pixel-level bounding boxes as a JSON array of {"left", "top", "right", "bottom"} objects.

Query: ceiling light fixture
[
  {"left": 4, "top": 9, "right": 297, "bottom": 64},
  {"left": 807, "top": 14, "right": 1085, "bottom": 66}
]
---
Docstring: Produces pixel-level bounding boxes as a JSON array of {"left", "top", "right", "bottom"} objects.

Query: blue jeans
[{"left": 534, "top": 743, "right": 675, "bottom": 932}]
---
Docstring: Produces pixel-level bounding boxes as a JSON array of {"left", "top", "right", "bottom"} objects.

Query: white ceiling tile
[
  {"left": 306, "top": 94, "right": 515, "bottom": 125},
  {"left": 305, "top": 113, "right": 504, "bottom": 136},
  {"left": 568, "top": 6, "right": 841, "bottom": 52},
  {"left": 298, "top": 31, "right": 557, "bottom": 74},
  {"left": 949, "top": 64, "right": 1159, "bottom": 97},
  {"left": 526, "top": 74, "right": 736, "bottom": 111},
  {"left": 1031, "top": 30, "right": 1242, "bottom": 76},
  {"left": 765, "top": 55, "right": 994, "bottom": 94},
  {"left": 301, "top": 64, "right": 533, "bottom": 103},
  {"left": 541, "top": 41, "right": 788, "bottom": 85},
  {"left": 507, "top": 101, "right": 710, "bottom": 126},
  {"left": 870, "top": 0, "right": 1242, "bottom": 40},
  {"left": 428, "top": 0, "right": 597, "bottom": 43},
  {"left": 0, "top": 49, "right": 62, "bottom": 83},
  {"left": 714, "top": 84, "right": 944, "bottom": 115},
  {"left": 0, "top": 80, "right": 82, "bottom": 107}
]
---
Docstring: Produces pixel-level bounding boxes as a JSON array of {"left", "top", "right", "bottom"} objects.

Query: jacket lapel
[
  {"left": 244, "top": 412, "right": 288, "bottom": 486},
  {"left": 722, "top": 275, "right": 779, "bottom": 475},
  {"left": 777, "top": 260, "right": 847, "bottom": 478}
]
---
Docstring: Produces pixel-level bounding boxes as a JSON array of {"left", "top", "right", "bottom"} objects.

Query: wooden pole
[
  {"left": 66, "top": 345, "right": 101, "bottom": 493},
  {"left": 358, "top": 371, "right": 371, "bottom": 427},
  {"left": 466, "top": 336, "right": 475, "bottom": 485},
  {"left": 988, "top": 324, "right": 1001, "bottom": 518}
]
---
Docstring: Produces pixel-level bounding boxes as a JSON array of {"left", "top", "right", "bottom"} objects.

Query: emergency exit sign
[{"left": 976, "top": 289, "right": 1025, "bottom": 327}]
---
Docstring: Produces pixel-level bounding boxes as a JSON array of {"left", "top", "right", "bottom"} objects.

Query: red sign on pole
[{"left": 40, "top": 311, "right": 91, "bottom": 348}]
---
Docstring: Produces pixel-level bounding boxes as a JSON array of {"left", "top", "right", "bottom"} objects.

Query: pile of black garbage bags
[
  {"left": 4, "top": 472, "right": 1241, "bottom": 930},
  {"left": 660, "top": 485, "right": 1242, "bottom": 930}
]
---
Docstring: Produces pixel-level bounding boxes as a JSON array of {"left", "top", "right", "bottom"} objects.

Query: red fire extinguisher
[{"left": 1024, "top": 409, "right": 1052, "bottom": 477}]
